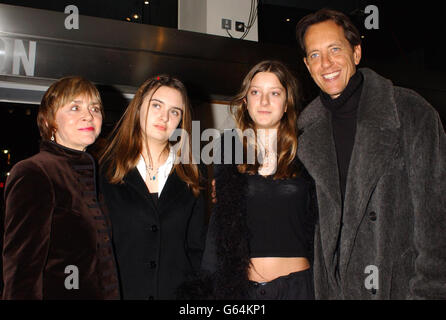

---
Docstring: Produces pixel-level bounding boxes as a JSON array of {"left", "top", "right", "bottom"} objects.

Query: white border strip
[
  {"left": 0, "top": 80, "right": 135, "bottom": 100},
  {"left": 0, "top": 80, "right": 49, "bottom": 91}
]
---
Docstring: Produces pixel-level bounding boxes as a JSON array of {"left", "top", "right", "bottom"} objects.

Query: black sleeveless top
[{"left": 246, "top": 173, "right": 314, "bottom": 258}]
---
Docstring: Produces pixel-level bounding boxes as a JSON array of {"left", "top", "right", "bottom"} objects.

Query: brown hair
[
  {"left": 37, "top": 76, "right": 103, "bottom": 140},
  {"left": 99, "top": 75, "right": 201, "bottom": 197},
  {"left": 231, "top": 60, "right": 300, "bottom": 179},
  {"left": 296, "top": 8, "right": 361, "bottom": 56}
]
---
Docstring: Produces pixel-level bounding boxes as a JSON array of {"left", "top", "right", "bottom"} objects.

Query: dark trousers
[{"left": 245, "top": 268, "right": 314, "bottom": 300}]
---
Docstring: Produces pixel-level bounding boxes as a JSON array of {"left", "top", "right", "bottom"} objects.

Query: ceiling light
[
  {"left": 133, "top": 14, "right": 139, "bottom": 19},
  {"left": 144, "top": 1, "right": 149, "bottom": 4},
  {"left": 125, "top": 17, "right": 131, "bottom": 21}
]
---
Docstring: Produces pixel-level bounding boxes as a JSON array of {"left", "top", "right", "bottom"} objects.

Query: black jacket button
[
  {"left": 151, "top": 225, "right": 158, "bottom": 232},
  {"left": 150, "top": 261, "right": 157, "bottom": 269},
  {"left": 369, "top": 211, "right": 377, "bottom": 221}
]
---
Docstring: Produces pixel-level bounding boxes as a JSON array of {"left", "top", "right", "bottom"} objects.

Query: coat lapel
[
  {"left": 340, "top": 68, "right": 401, "bottom": 276},
  {"left": 124, "top": 168, "right": 187, "bottom": 215},
  {"left": 158, "top": 170, "right": 187, "bottom": 212},
  {"left": 124, "top": 168, "right": 159, "bottom": 213},
  {"left": 298, "top": 99, "right": 343, "bottom": 280}
]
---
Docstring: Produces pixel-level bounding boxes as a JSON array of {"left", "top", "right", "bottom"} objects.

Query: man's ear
[
  {"left": 45, "top": 121, "right": 49, "bottom": 128},
  {"left": 353, "top": 44, "right": 362, "bottom": 65},
  {"left": 303, "top": 57, "right": 310, "bottom": 71}
]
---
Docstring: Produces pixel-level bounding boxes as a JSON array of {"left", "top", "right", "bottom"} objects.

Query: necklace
[
  {"left": 264, "top": 130, "right": 270, "bottom": 164},
  {"left": 258, "top": 129, "right": 277, "bottom": 166},
  {"left": 257, "top": 129, "right": 278, "bottom": 176},
  {"left": 144, "top": 147, "right": 169, "bottom": 182},
  {"left": 146, "top": 163, "right": 159, "bottom": 181}
]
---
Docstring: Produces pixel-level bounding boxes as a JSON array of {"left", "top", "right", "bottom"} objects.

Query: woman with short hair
[{"left": 2, "top": 76, "right": 119, "bottom": 299}]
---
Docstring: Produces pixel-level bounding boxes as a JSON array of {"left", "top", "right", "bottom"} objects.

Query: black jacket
[{"left": 100, "top": 168, "right": 206, "bottom": 300}]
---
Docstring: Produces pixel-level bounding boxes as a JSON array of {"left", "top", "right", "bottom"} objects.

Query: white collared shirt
[{"left": 136, "top": 149, "right": 175, "bottom": 197}]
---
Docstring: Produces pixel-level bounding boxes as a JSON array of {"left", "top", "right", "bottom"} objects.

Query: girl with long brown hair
[
  {"left": 99, "top": 75, "right": 206, "bottom": 300},
  {"left": 200, "top": 60, "right": 317, "bottom": 300}
]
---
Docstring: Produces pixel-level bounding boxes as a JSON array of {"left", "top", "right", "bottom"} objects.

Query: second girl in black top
[{"left": 201, "top": 60, "right": 317, "bottom": 300}]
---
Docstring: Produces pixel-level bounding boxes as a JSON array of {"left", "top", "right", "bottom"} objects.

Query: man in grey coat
[{"left": 295, "top": 9, "right": 446, "bottom": 299}]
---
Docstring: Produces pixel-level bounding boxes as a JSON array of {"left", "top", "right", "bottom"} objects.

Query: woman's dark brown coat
[{"left": 2, "top": 141, "right": 119, "bottom": 299}]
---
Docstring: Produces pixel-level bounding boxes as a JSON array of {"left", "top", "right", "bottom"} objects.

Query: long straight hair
[
  {"left": 231, "top": 60, "right": 301, "bottom": 179},
  {"left": 99, "top": 75, "right": 201, "bottom": 197}
]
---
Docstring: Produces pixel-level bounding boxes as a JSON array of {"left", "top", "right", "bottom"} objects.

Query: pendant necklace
[
  {"left": 146, "top": 162, "right": 159, "bottom": 181},
  {"left": 258, "top": 129, "right": 277, "bottom": 175},
  {"left": 260, "top": 130, "right": 275, "bottom": 166},
  {"left": 264, "top": 130, "right": 270, "bottom": 165}
]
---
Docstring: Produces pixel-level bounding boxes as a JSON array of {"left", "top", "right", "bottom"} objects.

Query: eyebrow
[
  {"left": 249, "top": 86, "right": 284, "bottom": 90},
  {"left": 308, "top": 42, "right": 344, "bottom": 54},
  {"left": 150, "top": 98, "right": 165, "bottom": 105},
  {"left": 307, "top": 49, "right": 318, "bottom": 55},
  {"left": 151, "top": 98, "right": 183, "bottom": 111},
  {"left": 170, "top": 107, "right": 183, "bottom": 113},
  {"left": 72, "top": 99, "right": 100, "bottom": 105}
]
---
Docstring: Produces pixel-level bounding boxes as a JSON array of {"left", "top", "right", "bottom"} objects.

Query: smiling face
[
  {"left": 246, "top": 71, "right": 287, "bottom": 130},
  {"left": 303, "top": 20, "right": 361, "bottom": 99},
  {"left": 140, "top": 86, "right": 184, "bottom": 144},
  {"left": 53, "top": 95, "right": 102, "bottom": 151}
]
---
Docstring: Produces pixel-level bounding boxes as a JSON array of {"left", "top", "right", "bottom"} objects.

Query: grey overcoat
[{"left": 298, "top": 68, "right": 446, "bottom": 299}]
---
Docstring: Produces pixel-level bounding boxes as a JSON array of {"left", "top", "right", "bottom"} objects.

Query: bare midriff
[{"left": 248, "top": 257, "right": 310, "bottom": 282}]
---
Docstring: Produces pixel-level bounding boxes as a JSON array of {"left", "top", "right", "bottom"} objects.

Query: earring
[{"left": 51, "top": 130, "right": 55, "bottom": 141}]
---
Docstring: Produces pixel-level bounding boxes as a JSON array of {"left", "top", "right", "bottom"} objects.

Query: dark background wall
[{"left": 0, "top": 0, "right": 444, "bottom": 118}]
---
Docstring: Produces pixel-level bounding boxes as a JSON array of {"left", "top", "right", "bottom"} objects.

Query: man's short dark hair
[{"left": 296, "top": 8, "right": 361, "bottom": 56}]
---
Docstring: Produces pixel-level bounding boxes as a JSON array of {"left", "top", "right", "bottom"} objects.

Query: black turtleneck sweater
[
  {"left": 320, "top": 71, "right": 364, "bottom": 203},
  {"left": 320, "top": 71, "right": 364, "bottom": 282}
]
